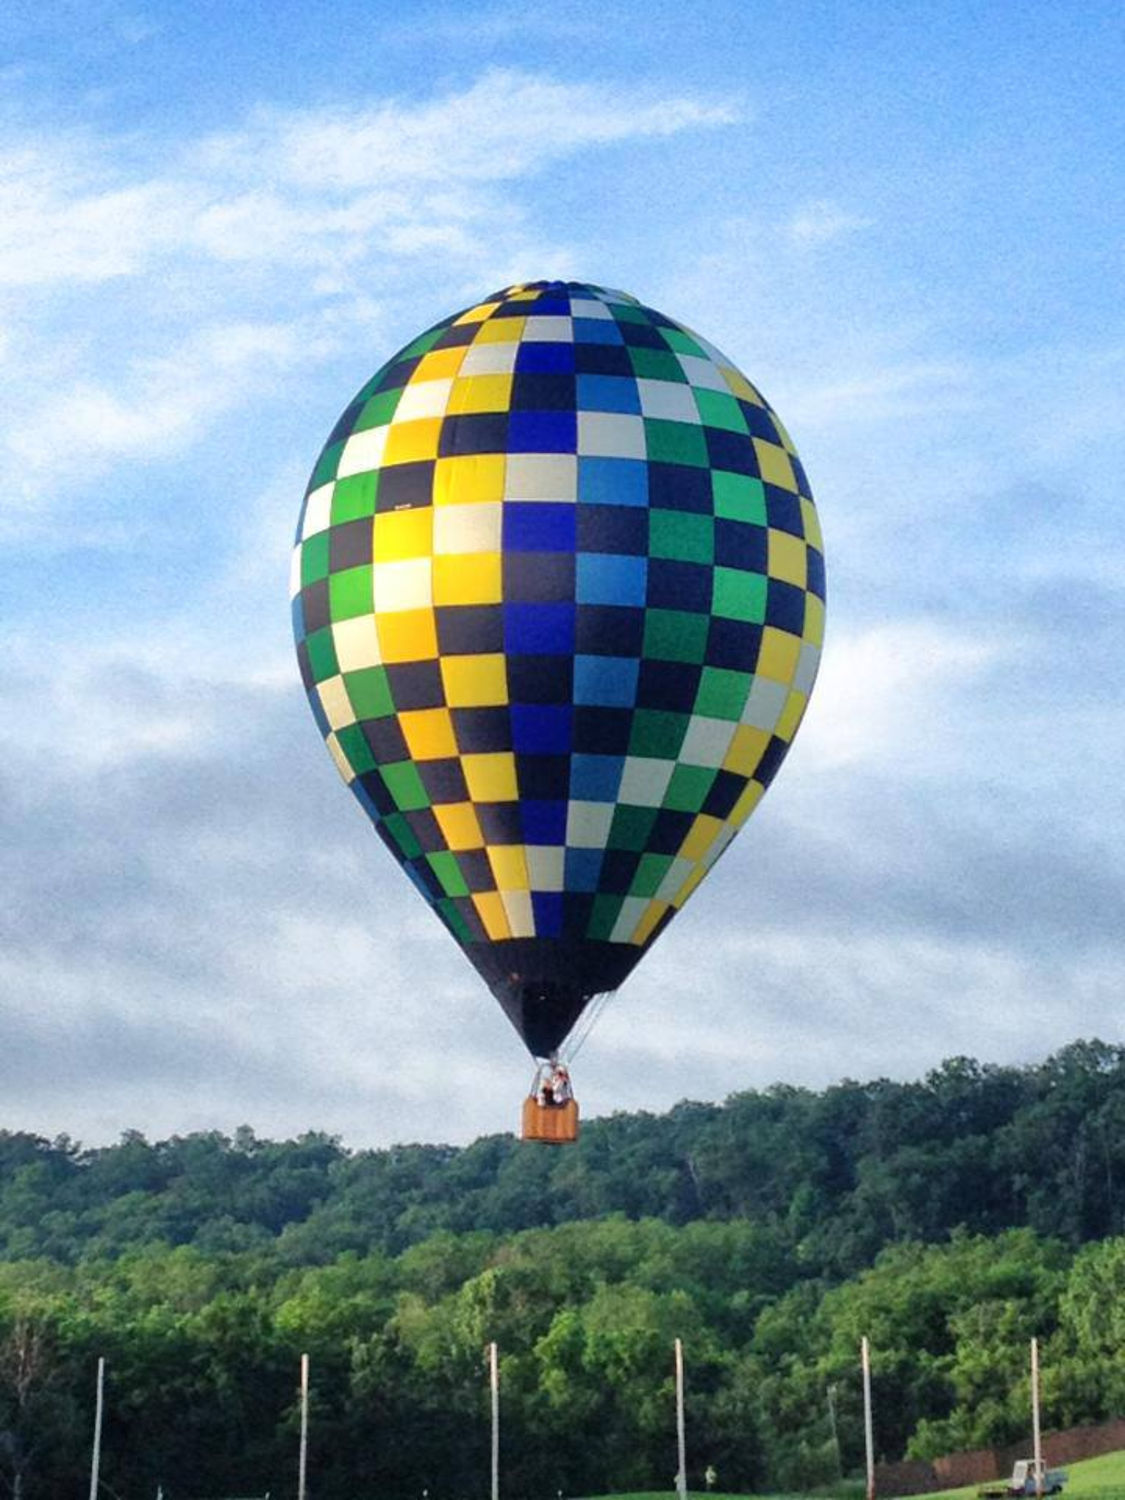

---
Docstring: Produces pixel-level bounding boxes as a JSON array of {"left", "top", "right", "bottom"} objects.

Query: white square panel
[
  {"left": 677, "top": 354, "right": 728, "bottom": 391},
  {"left": 433, "top": 502, "right": 502, "bottom": 554},
  {"left": 703, "top": 823, "right": 737, "bottom": 868},
  {"left": 565, "top": 800, "right": 614, "bottom": 848},
  {"left": 741, "top": 676, "right": 789, "bottom": 732},
  {"left": 793, "top": 640, "right": 821, "bottom": 695},
  {"left": 609, "top": 895, "right": 649, "bottom": 944},
  {"left": 569, "top": 298, "right": 615, "bottom": 320},
  {"left": 577, "top": 412, "right": 646, "bottom": 458},
  {"left": 301, "top": 483, "right": 334, "bottom": 539},
  {"left": 504, "top": 454, "right": 578, "bottom": 501},
  {"left": 332, "top": 616, "right": 381, "bottom": 671},
  {"left": 289, "top": 545, "right": 303, "bottom": 599},
  {"left": 325, "top": 731, "right": 356, "bottom": 785},
  {"left": 525, "top": 845, "right": 565, "bottom": 891},
  {"left": 656, "top": 857, "right": 695, "bottom": 903},
  {"left": 373, "top": 557, "right": 431, "bottom": 613},
  {"left": 393, "top": 378, "right": 453, "bottom": 422},
  {"left": 523, "top": 315, "right": 573, "bottom": 341},
  {"left": 316, "top": 674, "right": 357, "bottom": 731},
  {"left": 459, "top": 342, "right": 519, "bottom": 375},
  {"left": 678, "top": 716, "right": 737, "bottom": 768},
  {"left": 337, "top": 426, "right": 389, "bottom": 479},
  {"left": 617, "top": 756, "right": 676, "bottom": 807},
  {"left": 637, "top": 378, "right": 701, "bottom": 423},
  {"left": 501, "top": 889, "right": 535, "bottom": 938}
]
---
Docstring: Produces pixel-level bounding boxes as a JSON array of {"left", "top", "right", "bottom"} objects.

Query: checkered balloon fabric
[{"left": 292, "top": 282, "right": 825, "bottom": 1056}]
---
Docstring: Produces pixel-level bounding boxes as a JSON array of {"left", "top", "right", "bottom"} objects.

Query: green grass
[{"left": 904, "top": 1448, "right": 1125, "bottom": 1500}]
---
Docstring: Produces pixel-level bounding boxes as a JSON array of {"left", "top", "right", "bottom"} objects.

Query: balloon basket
[{"left": 521, "top": 1095, "right": 579, "bottom": 1144}]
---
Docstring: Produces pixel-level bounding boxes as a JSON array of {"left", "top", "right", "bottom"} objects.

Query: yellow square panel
[
  {"left": 434, "top": 453, "right": 506, "bottom": 506},
  {"left": 472, "top": 891, "right": 511, "bottom": 940},
  {"left": 756, "top": 625, "right": 802, "bottom": 683},
  {"left": 768, "top": 529, "right": 808, "bottom": 588},
  {"left": 632, "top": 899, "right": 669, "bottom": 946},
  {"left": 772, "top": 413, "right": 798, "bottom": 454},
  {"left": 775, "top": 689, "right": 807, "bottom": 743},
  {"left": 434, "top": 803, "right": 485, "bottom": 849},
  {"left": 488, "top": 845, "right": 529, "bottom": 891},
  {"left": 414, "top": 346, "right": 468, "bottom": 381},
  {"left": 433, "top": 502, "right": 501, "bottom": 555},
  {"left": 679, "top": 813, "right": 724, "bottom": 862},
  {"left": 800, "top": 497, "right": 823, "bottom": 550},
  {"left": 447, "top": 374, "right": 513, "bottom": 415},
  {"left": 399, "top": 707, "right": 457, "bottom": 761},
  {"left": 722, "top": 367, "right": 760, "bottom": 403},
  {"left": 441, "top": 653, "right": 508, "bottom": 707},
  {"left": 432, "top": 552, "right": 501, "bottom": 606},
  {"left": 454, "top": 301, "right": 501, "bottom": 325},
  {"left": 753, "top": 439, "right": 798, "bottom": 492},
  {"left": 729, "top": 780, "right": 765, "bottom": 828},
  {"left": 803, "top": 594, "right": 825, "bottom": 647},
  {"left": 376, "top": 608, "right": 437, "bottom": 663},
  {"left": 723, "top": 724, "right": 771, "bottom": 776},
  {"left": 462, "top": 752, "right": 518, "bottom": 802},
  {"left": 373, "top": 557, "right": 431, "bottom": 613},
  {"left": 671, "top": 862, "right": 707, "bottom": 909},
  {"left": 382, "top": 418, "right": 442, "bottom": 466},
  {"left": 473, "top": 316, "right": 525, "bottom": 343},
  {"left": 374, "top": 507, "right": 432, "bottom": 561}
]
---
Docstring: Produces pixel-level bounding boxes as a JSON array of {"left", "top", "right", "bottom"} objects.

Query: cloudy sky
[{"left": 1, "top": 0, "right": 1122, "bottom": 1149}]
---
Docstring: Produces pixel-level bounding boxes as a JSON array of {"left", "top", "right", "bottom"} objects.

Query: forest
[{"left": 3, "top": 1039, "right": 1125, "bottom": 1499}]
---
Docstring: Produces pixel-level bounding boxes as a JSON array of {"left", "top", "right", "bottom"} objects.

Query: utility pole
[
  {"left": 490, "top": 1341, "right": 500, "bottom": 1500},
  {"left": 88, "top": 1356, "right": 105, "bottom": 1500},
  {"left": 675, "top": 1337, "right": 687, "bottom": 1500},
  {"left": 1031, "top": 1337, "right": 1043, "bottom": 1499},
  {"left": 298, "top": 1352, "right": 309, "bottom": 1500},
  {"left": 861, "top": 1337, "right": 875, "bottom": 1500}
]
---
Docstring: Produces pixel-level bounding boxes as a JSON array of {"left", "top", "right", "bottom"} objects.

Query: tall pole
[
  {"left": 298, "top": 1352, "right": 310, "bottom": 1500},
  {"left": 675, "top": 1337, "right": 687, "bottom": 1500},
  {"left": 1031, "top": 1337, "right": 1043, "bottom": 1499},
  {"left": 490, "top": 1341, "right": 500, "bottom": 1500},
  {"left": 88, "top": 1356, "right": 105, "bottom": 1500},
  {"left": 861, "top": 1337, "right": 875, "bottom": 1500}
]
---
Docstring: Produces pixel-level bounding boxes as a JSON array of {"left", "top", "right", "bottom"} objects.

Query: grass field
[{"left": 579, "top": 1450, "right": 1125, "bottom": 1500}]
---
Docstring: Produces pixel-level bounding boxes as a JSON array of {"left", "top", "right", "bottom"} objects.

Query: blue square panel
[
  {"left": 565, "top": 847, "right": 605, "bottom": 891},
  {"left": 503, "top": 502, "right": 577, "bottom": 553},
  {"left": 577, "top": 457, "right": 648, "bottom": 507},
  {"left": 521, "top": 799, "right": 568, "bottom": 843},
  {"left": 570, "top": 753, "right": 624, "bottom": 801},
  {"left": 503, "top": 602, "right": 576, "bottom": 654},
  {"left": 577, "top": 552, "right": 647, "bottom": 607},
  {"left": 511, "top": 703, "right": 573, "bottom": 755},
  {"left": 508, "top": 410, "right": 577, "bottom": 453},
  {"left": 573, "top": 654, "right": 640, "bottom": 707},
  {"left": 531, "top": 890, "right": 564, "bottom": 936},
  {"left": 576, "top": 374, "right": 641, "bottom": 414}
]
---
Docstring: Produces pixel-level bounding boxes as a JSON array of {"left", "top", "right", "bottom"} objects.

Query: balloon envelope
[{"left": 292, "top": 282, "right": 825, "bottom": 1057}]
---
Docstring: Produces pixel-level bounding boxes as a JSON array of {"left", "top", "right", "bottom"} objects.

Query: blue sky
[{"left": 1, "top": 0, "right": 1122, "bottom": 1147}]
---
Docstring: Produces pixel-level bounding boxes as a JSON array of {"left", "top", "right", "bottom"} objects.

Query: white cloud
[{"left": 786, "top": 199, "right": 873, "bottom": 245}]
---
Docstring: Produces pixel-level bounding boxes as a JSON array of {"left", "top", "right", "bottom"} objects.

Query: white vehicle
[{"left": 980, "top": 1459, "right": 1068, "bottom": 1497}]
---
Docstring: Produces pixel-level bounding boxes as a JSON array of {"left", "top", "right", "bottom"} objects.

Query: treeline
[
  {"left": 5, "top": 1040, "right": 1125, "bottom": 1272},
  {"left": 2, "top": 1040, "right": 1125, "bottom": 1498}
]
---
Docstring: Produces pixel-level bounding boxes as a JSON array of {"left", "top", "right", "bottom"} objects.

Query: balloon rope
[{"left": 564, "top": 988, "right": 614, "bottom": 1064}]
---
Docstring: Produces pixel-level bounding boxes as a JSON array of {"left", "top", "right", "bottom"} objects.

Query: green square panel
[
  {"left": 628, "top": 347, "right": 686, "bottom": 382},
  {"left": 695, "top": 666, "right": 753, "bottom": 721},
  {"left": 664, "top": 764, "right": 717, "bottom": 813},
  {"left": 713, "top": 567, "right": 767, "bottom": 623},
  {"left": 428, "top": 851, "right": 468, "bottom": 897},
  {"left": 631, "top": 852, "right": 674, "bottom": 898},
  {"left": 384, "top": 812, "right": 422, "bottom": 860},
  {"left": 308, "top": 441, "right": 345, "bottom": 491},
  {"left": 380, "top": 762, "right": 429, "bottom": 812},
  {"left": 649, "top": 510, "right": 713, "bottom": 564},
  {"left": 628, "top": 710, "right": 689, "bottom": 759},
  {"left": 329, "top": 565, "right": 373, "bottom": 621},
  {"left": 713, "top": 471, "right": 767, "bottom": 523},
  {"left": 400, "top": 327, "right": 447, "bottom": 358},
  {"left": 695, "top": 389, "right": 749, "bottom": 433},
  {"left": 438, "top": 897, "right": 473, "bottom": 943},
  {"left": 304, "top": 627, "right": 339, "bottom": 683},
  {"left": 345, "top": 666, "right": 394, "bottom": 720},
  {"left": 588, "top": 893, "right": 626, "bottom": 941},
  {"left": 300, "top": 532, "right": 331, "bottom": 587},
  {"left": 645, "top": 419, "right": 710, "bottom": 467},
  {"left": 608, "top": 804, "right": 659, "bottom": 851},
  {"left": 330, "top": 473, "right": 378, "bottom": 524},
  {"left": 612, "top": 303, "right": 651, "bottom": 324},
  {"left": 335, "top": 722, "right": 376, "bottom": 776},
  {"left": 662, "top": 327, "right": 707, "bottom": 357},
  {"left": 353, "top": 389, "right": 403, "bottom": 432},
  {"left": 643, "top": 609, "right": 710, "bottom": 663}
]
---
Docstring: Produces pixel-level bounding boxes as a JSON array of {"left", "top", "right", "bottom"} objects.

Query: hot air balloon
[{"left": 291, "top": 281, "right": 825, "bottom": 1141}]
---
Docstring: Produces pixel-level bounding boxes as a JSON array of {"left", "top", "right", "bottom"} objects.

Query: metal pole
[
  {"left": 490, "top": 1341, "right": 500, "bottom": 1500},
  {"left": 1031, "top": 1337, "right": 1043, "bottom": 1499},
  {"left": 861, "top": 1337, "right": 875, "bottom": 1500},
  {"left": 88, "top": 1356, "right": 105, "bottom": 1500},
  {"left": 675, "top": 1337, "right": 687, "bottom": 1500},
  {"left": 298, "top": 1352, "right": 309, "bottom": 1500}
]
